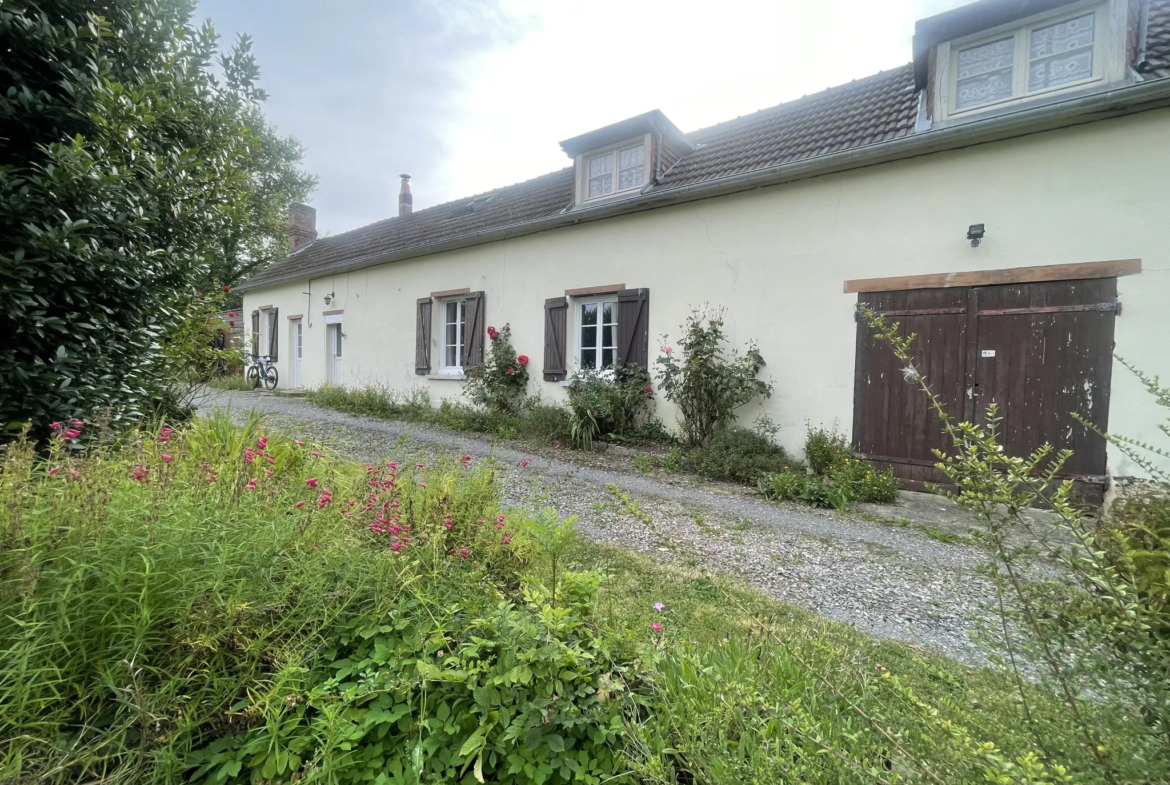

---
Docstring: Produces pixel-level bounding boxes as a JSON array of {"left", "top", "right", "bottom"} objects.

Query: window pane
[
  {"left": 619, "top": 146, "right": 644, "bottom": 169},
  {"left": 955, "top": 37, "right": 1014, "bottom": 110},
  {"left": 588, "top": 174, "right": 612, "bottom": 198},
  {"left": 335, "top": 328, "right": 343, "bottom": 357},
  {"left": 446, "top": 301, "right": 458, "bottom": 323},
  {"left": 618, "top": 165, "right": 643, "bottom": 190},
  {"left": 1029, "top": 13, "right": 1094, "bottom": 90},
  {"left": 445, "top": 345, "right": 456, "bottom": 367},
  {"left": 445, "top": 321, "right": 457, "bottom": 347},
  {"left": 581, "top": 348, "right": 596, "bottom": 369},
  {"left": 601, "top": 348, "right": 614, "bottom": 369},
  {"left": 581, "top": 325, "right": 597, "bottom": 350},
  {"left": 602, "top": 301, "right": 615, "bottom": 324},
  {"left": 602, "top": 324, "right": 613, "bottom": 348},
  {"left": 1030, "top": 13, "right": 1094, "bottom": 59},
  {"left": 589, "top": 154, "right": 612, "bottom": 176},
  {"left": 581, "top": 303, "right": 597, "bottom": 326}
]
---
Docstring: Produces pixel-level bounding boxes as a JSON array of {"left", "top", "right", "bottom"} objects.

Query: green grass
[
  {"left": 1, "top": 416, "right": 1163, "bottom": 784},
  {"left": 864, "top": 514, "right": 978, "bottom": 545}
]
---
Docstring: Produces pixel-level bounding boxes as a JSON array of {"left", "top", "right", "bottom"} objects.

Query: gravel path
[{"left": 198, "top": 388, "right": 1005, "bottom": 664}]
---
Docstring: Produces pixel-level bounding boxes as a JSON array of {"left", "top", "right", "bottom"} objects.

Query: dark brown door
[{"left": 853, "top": 278, "right": 1118, "bottom": 500}]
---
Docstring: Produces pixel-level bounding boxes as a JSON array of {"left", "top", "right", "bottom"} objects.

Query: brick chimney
[
  {"left": 289, "top": 203, "right": 317, "bottom": 252},
  {"left": 398, "top": 174, "right": 413, "bottom": 217}
]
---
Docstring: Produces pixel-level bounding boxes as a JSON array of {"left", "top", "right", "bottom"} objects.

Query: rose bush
[{"left": 464, "top": 323, "right": 530, "bottom": 414}]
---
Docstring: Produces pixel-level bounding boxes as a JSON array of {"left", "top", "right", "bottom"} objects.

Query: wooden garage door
[{"left": 853, "top": 279, "right": 1118, "bottom": 499}]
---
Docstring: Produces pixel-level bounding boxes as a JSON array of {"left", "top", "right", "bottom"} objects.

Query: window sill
[{"left": 428, "top": 372, "right": 465, "bottom": 381}]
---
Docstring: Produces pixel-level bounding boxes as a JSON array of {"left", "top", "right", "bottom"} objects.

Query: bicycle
[{"left": 245, "top": 355, "right": 279, "bottom": 391}]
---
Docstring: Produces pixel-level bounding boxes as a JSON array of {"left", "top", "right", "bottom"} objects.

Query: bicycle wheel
[
  {"left": 245, "top": 364, "right": 261, "bottom": 389},
  {"left": 263, "top": 365, "right": 279, "bottom": 391}
]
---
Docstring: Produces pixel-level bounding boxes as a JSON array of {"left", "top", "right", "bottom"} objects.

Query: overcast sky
[{"left": 197, "top": 0, "right": 968, "bottom": 237}]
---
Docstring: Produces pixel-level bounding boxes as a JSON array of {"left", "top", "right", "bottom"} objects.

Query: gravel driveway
[{"left": 198, "top": 388, "right": 1006, "bottom": 664}]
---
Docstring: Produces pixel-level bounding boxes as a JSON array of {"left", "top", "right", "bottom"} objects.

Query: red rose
[
  {"left": 517, "top": 354, "right": 529, "bottom": 367},
  {"left": 223, "top": 285, "right": 230, "bottom": 293},
  {"left": 644, "top": 385, "right": 653, "bottom": 393},
  {"left": 506, "top": 368, "right": 514, "bottom": 375},
  {"left": 229, "top": 320, "right": 236, "bottom": 327}
]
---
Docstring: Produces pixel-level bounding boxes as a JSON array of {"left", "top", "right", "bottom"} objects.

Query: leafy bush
[
  {"left": 306, "top": 381, "right": 398, "bottom": 418},
  {"left": 655, "top": 307, "right": 772, "bottom": 446},
  {"left": 832, "top": 458, "right": 899, "bottom": 503},
  {"left": 691, "top": 427, "right": 795, "bottom": 484},
  {"left": 519, "top": 402, "right": 572, "bottom": 445},
  {"left": 804, "top": 424, "right": 853, "bottom": 476},
  {"left": 567, "top": 364, "right": 655, "bottom": 448},
  {"left": 464, "top": 324, "right": 530, "bottom": 414},
  {"left": 0, "top": 1, "right": 313, "bottom": 439}
]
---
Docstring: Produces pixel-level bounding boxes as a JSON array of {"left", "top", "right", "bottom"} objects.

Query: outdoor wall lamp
[
  {"left": 967, "top": 224, "right": 985, "bottom": 247},
  {"left": 323, "top": 291, "right": 335, "bottom": 305}
]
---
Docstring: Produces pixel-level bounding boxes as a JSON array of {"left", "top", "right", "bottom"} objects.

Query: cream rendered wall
[{"left": 245, "top": 109, "right": 1170, "bottom": 478}]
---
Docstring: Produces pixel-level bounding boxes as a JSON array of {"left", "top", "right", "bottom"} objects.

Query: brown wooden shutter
[
  {"left": 616, "top": 288, "right": 649, "bottom": 369},
  {"left": 462, "top": 291, "right": 486, "bottom": 369},
  {"left": 251, "top": 310, "right": 260, "bottom": 359},
  {"left": 543, "top": 297, "right": 568, "bottom": 381},
  {"left": 269, "top": 308, "right": 279, "bottom": 361},
  {"left": 415, "top": 297, "right": 432, "bottom": 375}
]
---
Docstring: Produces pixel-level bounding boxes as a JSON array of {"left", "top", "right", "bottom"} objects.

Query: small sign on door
[{"left": 981, "top": 349, "right": 996, "bottom": 358}]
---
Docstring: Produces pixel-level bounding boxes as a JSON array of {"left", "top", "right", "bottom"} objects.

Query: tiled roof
[
  {"left": 242, "top": 9, "right": 1167, "bottom": 292},
  {"left": 650, "top": 67, "right": 917, "bottom": 190},
  {"left": 1146, "top": 0, "right": 1170, "bottom": 77}
]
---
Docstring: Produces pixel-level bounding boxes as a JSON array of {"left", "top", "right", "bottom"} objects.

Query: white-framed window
[
  {"left": 441, "top": 299, "right": 467, "bottom": 372},
  {"left": 576, "top": 298, "right": 618, "bottom": 372},
  {"left": 949, "top": 5, "right": 1104, "bottom": 113},
  {"left": 585, "top": 142, "right": 647, "bottom": 200}
]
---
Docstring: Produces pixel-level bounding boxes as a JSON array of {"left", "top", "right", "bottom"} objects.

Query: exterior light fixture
[
  {"left": 967, "top": 224, "right": 985, "bottom": 247},
  {"left": 323, "top": 292, "right": 334, "bottom": 305}
]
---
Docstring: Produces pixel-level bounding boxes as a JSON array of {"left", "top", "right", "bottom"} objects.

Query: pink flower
[
  {"left": 296, "top": 440, "right": 305, "bottom": 447},
  {"left": 245, "top": 449, "right": 255, "bottom": 464},
  {"left": 295, "top": 501, "right": 306, "bottom": 508},
  {"left": 418, "top": 482, "right": 427, "bottom": 488},
  {"left": 651, "top": 622, "right": 662, "bottom": 633},
  {"left": 245, "top": 479, "right": 257, "bottom": 490},
  {"left": 506, "top": 368, "right": 514, "bottom": 375},
  {"left": 48, "top": 466, "right": 61, "bottom": 477},
  {"left": 416, "top": 462, "right": 425, "bottom": 468},
  {"left": 162, "top": 453, "right": 173, "bottom": 463},
  {"left": 459, "top": 547, "right": 470, "bottom": 560},
  {"left": 520, "top": 458, "right": 531, "bottom": 468},
  {"left": 661, "top": 346, "right": 673, "bottom": 355},
  {"left": 49, "top": 421, "right": 62, "bottom": 430},
  {"left": 517, "top": 354, "right": 529, "bottom": 367},
  {"left": 554, "top": 444, "right": 562, "bottom": 450},
  {"left": 306, "top": 478, "right": 318, "bottom": 488},
  {"left": 390, "top": 542, "right": 403, "bottom": 552},
  {"left": 644, "top": 386, "right": 653, "bottom": 393},
  {"left": 207, "top": 475, "right": 217, "bottom": 483},
  {"left": 229, "top": 320, "right": 236, "bottom": 327},
  {"left": 228, "top": 310, "right": 237, "bottom": 317},
  {"left": 257, "top": 436, "right": 268, "bottom": 450},
  {"left": 265, "top": 469, "right": 274, "bottom": 477},
  {"left": 502, "top": 532, "right": 512, "bottom": 545},
  {"left": 68, "top": 468, "right": 79, "bottom": 480},
  {"left": 310, "top": 451, "right": 320, "bottom": 457},
  {"left": 444, "top": 519, "right": 453, "bottom": 530},
  {"left": 71, "top": 419, "right": 84, "bottom": 428},
  {"left": 497, "top": 514, "right": 505, "bottom": 524},
  {"left": 653, "top": 603, "right": 664, "bottom": 612}
]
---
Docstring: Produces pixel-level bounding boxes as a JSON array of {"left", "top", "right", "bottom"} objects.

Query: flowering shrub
[
  {"left": 655, "top": 306, "right": 772, "bottom": 446},
  {"left": 464, "top": 323, "right": 530, "bottom": 414},
  {"left": 566, "top": 364, "right": 655, "bottom": 448},
  {"left": 803, "top": 424, "right": 854, "bottom": 476}
]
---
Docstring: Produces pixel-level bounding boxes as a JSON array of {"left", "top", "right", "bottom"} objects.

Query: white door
[
  {"left": 327, "top": 323, "right": 343, "bottom": 384},
  {"left": 292, "top": 320, "right": 303, "bottom": 388}
]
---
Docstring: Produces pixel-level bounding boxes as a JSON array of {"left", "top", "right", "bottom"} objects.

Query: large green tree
[{"left": 0, "top": 0, "right": 315, "bottom": 435}]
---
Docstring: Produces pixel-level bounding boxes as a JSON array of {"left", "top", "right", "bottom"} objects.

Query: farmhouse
[{"left": 239, "top": 0, "right": 1170, "bottom": 498}]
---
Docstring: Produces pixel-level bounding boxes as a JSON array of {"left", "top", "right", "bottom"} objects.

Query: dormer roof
[{"left": 558, "top": 110, "right": 691, "bottom": 158}]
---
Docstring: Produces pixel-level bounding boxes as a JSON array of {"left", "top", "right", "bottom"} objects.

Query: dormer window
[
  {"left": 953, "top": 8, "right": 1102, "bottom": 112},
  {"left": 558, "top": 110, "right": 692, "bottom": 207},
  {"left": 587, "top": 144, "right": 646, "bottom": 199},
  {"left": 917, "top": 0, "right": 1128, "bottom": 125}
]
